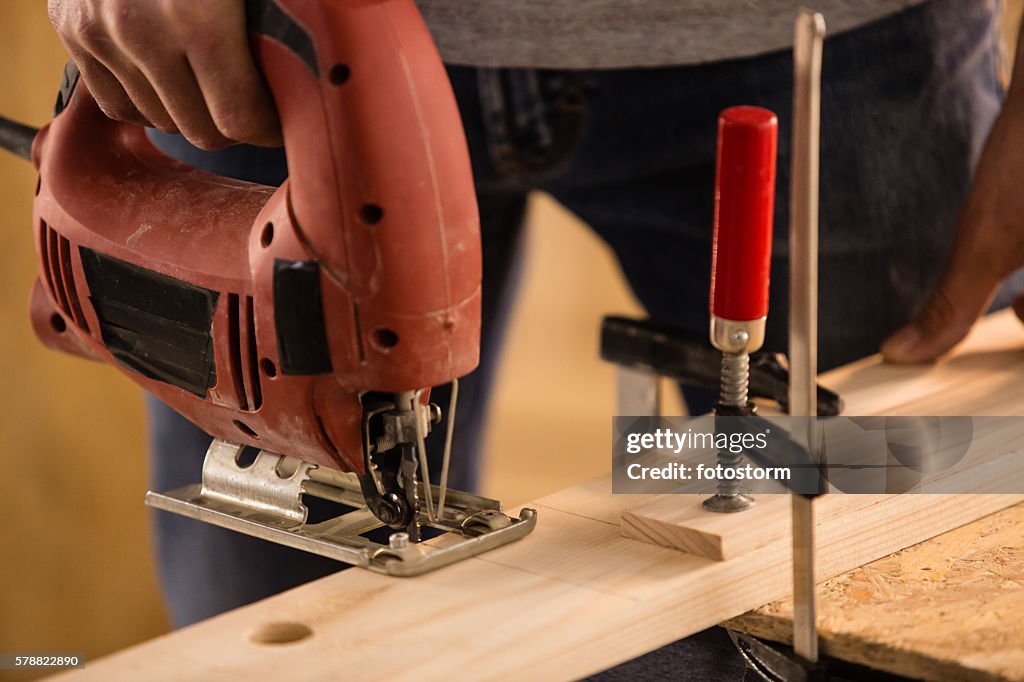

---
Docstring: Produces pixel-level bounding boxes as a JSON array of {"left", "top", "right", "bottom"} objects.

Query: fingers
[
  {"left": 68, "top": 38, "right": 180, "bottom": 134},
  {"left": 881, "top": 198, "right": 1007, "bottom": 364},
  {"left": 128, "top": 52, "right": 232, "bottom": 150},
  {"left": 48, "top": 0, "right": 280, "bottom": 150},
  {"left": 66, "top": 49, "right": 149, "bottom": 126},
  {"left": 880, "top": 264, "right": 1000, "bottom": 363},
  {"left": 881, "top": 95, "right": 1024, "bottom": 364},
  {"left": 1013, "top": 294, "right": 1024, "bottom": 325},
  {"left": 183, "top": 1, "right": 282, "bottom": 147}
]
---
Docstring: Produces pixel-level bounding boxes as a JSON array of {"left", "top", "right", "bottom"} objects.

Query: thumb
[
  {"left": 1013, "top": 292, "right": 1024, "bottom": 325},
  {"left": 881, "top": 261, "right": 1000, "bottom": 364}
]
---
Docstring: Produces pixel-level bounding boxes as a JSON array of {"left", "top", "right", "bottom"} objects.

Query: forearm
[{"left": 882, "top": 12, "right": 1024, "bottom": 363}]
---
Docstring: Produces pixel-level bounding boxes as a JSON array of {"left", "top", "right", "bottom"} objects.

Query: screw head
[
  {"left": 730, "top": 330, "right": 750, "bottom": 346},
  {"left": 389, "top": 532, "right": 409, "bottom": 550},
  {"left": 703, "top": 493, "right": 756, "bottom": 513}
]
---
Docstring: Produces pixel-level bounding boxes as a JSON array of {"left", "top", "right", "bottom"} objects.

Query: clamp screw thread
[
  {"left": 704, "top": 351, "right": 756, "bottom": 513},
  {"left": 719, "top": 352, "right": 750, "bottom": 406}
]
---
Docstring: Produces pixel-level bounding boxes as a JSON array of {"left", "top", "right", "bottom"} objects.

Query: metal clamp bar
[{"left": 789, "top": 8, "right": 826, "bottom": 665}]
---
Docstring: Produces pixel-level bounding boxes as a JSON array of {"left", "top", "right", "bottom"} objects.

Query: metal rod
[
  {"left": 412, "top": 390, "right": 437, "bottom": 523},
  {"left": 614, "top": 366, "right": 660, "bottom": 419},
  {"left": 436, "top": 378, "right": 459, "bottom": 516},
  {"left": 789, "top": 10, "right": 823, "bottom": 420},
  {"left": 791, "top": 493, "right": 818, "bottom": 662},
  {"left": 789, "top": 8, "right": 825, "bottom": 665}
]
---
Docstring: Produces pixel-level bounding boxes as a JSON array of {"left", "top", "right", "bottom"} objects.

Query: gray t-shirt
[{"left": 416, "top": 1, "right": 928, "bottom": 68}]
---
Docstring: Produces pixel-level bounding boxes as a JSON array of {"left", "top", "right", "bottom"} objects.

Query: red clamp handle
[{"left": 709, "top": 106, "right": 778, "bottom": 323}]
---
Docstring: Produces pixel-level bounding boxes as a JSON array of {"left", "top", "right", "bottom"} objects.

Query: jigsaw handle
[
  {"left": 40, "top": 0, "right": 480, "bottom": 386},
  {"left": 30, "top": 0, "right": 480, "bottom": 473},
  {"left": 249, "top": 0, "right": 482, "bottom": 380},
  {"left": 248, "top": 0, "right": 480, "bottom": 302},
  {"left": 708, "top": 106, "right": 778, "bottom": 352}
]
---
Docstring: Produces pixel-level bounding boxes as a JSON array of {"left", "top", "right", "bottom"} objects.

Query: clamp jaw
[{"left": 600, "top": 316, "right": 842, "bottom": 417}]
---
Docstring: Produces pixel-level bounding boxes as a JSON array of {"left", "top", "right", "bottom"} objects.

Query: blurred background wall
[
  {"left": 0, "top": 5, "right": 165, "bottom": 682},
  {"left": 0, "top": 2, "right": 1021, "bottom": 679}
]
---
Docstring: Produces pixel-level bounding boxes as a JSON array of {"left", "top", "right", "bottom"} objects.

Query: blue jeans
[{"left": 149, "top": 0, "right": 1006, "bottom": 676}]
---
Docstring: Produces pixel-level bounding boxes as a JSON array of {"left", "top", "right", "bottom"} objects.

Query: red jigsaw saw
[{"left": 0, "top": 0, "right": 536, "bottom": 576}]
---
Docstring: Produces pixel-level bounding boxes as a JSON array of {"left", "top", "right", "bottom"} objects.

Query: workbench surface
[
  {"left": 54, "top": 311, "right": 1024, "bottom": 682},
  {"left": 727, "top": 502, "right": 1024, "bottom": 682}
]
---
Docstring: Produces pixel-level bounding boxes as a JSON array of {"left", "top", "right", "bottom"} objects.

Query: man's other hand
[
  {"left": 882, "top": 89, "right": 1024, "bottom": 363},
  {"left": 48, "top": 0, "right": 282, "bottom": 150}
]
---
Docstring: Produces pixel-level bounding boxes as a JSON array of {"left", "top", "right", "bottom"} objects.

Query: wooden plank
[
  {"left": 52, "top": 493, "right": 1023, "bottom": 682},
  {"left": 621, "top": 494, "right": 881, "bottom": 561},
  {"left": 726, "top": 502, "right": 1024, "bottom": 682},
  {"left": 620, "top": 307, "right": 1024, "bottom": 559},
  {"left": 53, "top": 310, "right": 1024, "bottom": 681},
  {"left": 621, "top": 416, "right": 1024, "bottom": 559},
  {"left": 819, "top": 315, "right": 1024, "bottom": 417}
]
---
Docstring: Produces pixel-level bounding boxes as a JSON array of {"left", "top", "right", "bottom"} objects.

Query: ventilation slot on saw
[
  {"left": 39, "top": 220, "right": 89, "bottom": 332},
  {"left": 228, "top": 293, "right": 262, "bottom": 411}
]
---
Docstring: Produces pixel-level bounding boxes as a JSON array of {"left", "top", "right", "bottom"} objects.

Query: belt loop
[
  {"left": 476, "top": 67, "right": 586, "bottom": 179},
  {"left": 476, "top": 67, "right": 519, "bottom": 178}
]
